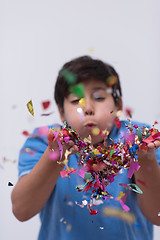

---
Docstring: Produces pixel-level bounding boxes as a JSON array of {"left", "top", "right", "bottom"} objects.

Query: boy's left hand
[{"left": 147, "top": 140, "right": 160, "bottom": 152}]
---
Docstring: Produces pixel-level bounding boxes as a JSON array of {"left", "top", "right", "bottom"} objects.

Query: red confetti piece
[
  {"left": 42, "top": 100, "right": 51, "bottom": 110},
  {"left": 22, "top": 130, "right": 30, "bottom": 136},
  {"left": 125, "top": 108, "right": 132, "bottom": 118},
  {"left": 60, "top": 169, "right": 77, "bottom": 178},
  {"left": 89, "top": 209, "right": 98, "bottom": 215},
  {"left": 114, "top": 118, "right": 121, "bottom": 128}
]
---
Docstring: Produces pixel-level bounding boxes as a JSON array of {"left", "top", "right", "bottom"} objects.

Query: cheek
[{"left": 64, "top": 107, "right": 81, "bottom": 126}]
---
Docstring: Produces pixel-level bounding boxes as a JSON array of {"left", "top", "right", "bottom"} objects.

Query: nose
[{"left": 83, "top": 98, "right": 94, "bottom": 116}]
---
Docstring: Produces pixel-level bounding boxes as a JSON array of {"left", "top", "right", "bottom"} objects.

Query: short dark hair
[{"left": 54, "top": 56, "right": 122, "bottom": 109}]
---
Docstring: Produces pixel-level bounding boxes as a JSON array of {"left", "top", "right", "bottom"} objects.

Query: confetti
[
  {"left": 91, "top": 127, "right": 100, "bottom": 136},
  {"left": 79, "top": 98, "right": 85, "bottom": 107},
  {"left": 125, "top": 108, "right": 132, "bottom": 118},
  {"left": 106, "top": 76, "right": 118, "bottom": 87},
  {"left": 38, "top": 126, "right": 49, "bottom": 135},
  {"left": 69, "top": 84, "right": 84, "bottom": 98},
  {"left": 22, "top": 130, "right": 30, "bottom": 136},
  {"left": 48, "top": 150, "right": 60, "bottom": 162},
  {"left": 102, "top": 207, "right": 136, "bottom": 224},
  {"left": 49, "top": 121, "right": 160, "bottom": 214},
  {"left": 127, "top": 183, "right": 143, "bottom": 194},
  {"left": 60, "top": 169, "right": 77, "bottom": 178},
  {"left": 41, "top": 111, "right": 54, "bottom": 116},
  {"left": 99, "top": 227, "right": 104, "bottom": 230},
  {"left": 60, "top": 69, "right": 77, "bottom": 85},
  {"left": 114, "top": 118, "right": 121, "bottom": 128},
  {"left": 42, "top": 100, "right": 51, "bottom": 110},
  {"left": 77, "top": 107, "right": 84, "bottom": 121},
  {"left": 26, "top": 99, "right": 34, "bottom": 116},
  {"left": 88, "top": 47, "right": 94, "bottom": 53},
  {"left": 66, "top": 224, "right": 72, "bottom": 232},
  {"left": 117, "top": 191, "right": 125, "bottom": 200},
  {"left": 8, "top": 181, "right": 14, "bottom": 186}
]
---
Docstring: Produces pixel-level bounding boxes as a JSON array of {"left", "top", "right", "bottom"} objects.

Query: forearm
[
  {"left": 11, "top": 146, "right": 64, "bottom": 221},
  {"left": 134, "top": 151, "right": 160, "bottom": 225}
]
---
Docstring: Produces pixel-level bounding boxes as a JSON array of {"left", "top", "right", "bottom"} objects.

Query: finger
[{"left": 147, "top": 141, "right": 160, "bottom": 151}]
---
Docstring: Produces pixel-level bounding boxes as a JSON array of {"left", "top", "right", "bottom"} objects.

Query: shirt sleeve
[{"left": 18, "top": 127, "right": 48, "bottom": 179}]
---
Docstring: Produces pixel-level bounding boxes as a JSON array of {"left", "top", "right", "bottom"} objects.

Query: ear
[{"left": 58, "top": 106, "right": 65, "bottom": 123}]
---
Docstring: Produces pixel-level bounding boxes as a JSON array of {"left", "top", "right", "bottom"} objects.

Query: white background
[{"left": 0, "top": 0, "right": 160, "bottom": 239}]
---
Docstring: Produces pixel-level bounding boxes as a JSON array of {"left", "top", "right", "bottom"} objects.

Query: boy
[{"left": 11, "top": 56, "right": 160, "bottom": 240}]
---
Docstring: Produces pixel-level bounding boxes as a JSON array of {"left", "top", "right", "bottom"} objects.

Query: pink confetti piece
[
  {"left": 38, "top": 126, "right": 49, "bottom": 135},
  {"left": 60, "top": 169, "right": 77, "bottom": 178},
  {"left": 115, "top": 198, "right": 130, "bottom": 212},
  {"left": 78, "top": 169, "right": 85, "bottom": 178},
  {"left": 64, "top": 136, "right": 70, "bottom": 143},
  {"left": 48, "top": 150, "right": 60, "bottom": 162},
  {"left": 127, "top": 161, "right": 140, "bottom": 179}
]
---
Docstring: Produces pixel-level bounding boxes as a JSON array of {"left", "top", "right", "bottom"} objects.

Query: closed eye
[
  {"left": 71, "top": 99, "right": 80, "bottom": 104},
  {"left": 92, "top": 92, "right": 106, "bottom": 101}
]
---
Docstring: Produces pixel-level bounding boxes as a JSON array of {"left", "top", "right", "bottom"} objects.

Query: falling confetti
[
  {"left": 41, "top": 111, "right": 54, "bottom": 116},
  {"left": 69, "top": 84, "right": 84, "bottom": 98},
  {"left": 106, "top": 76, "right": 118, "bottom": 87},
  {"left": 91, "top": 127, "right": 100, "bottom": 136},
  {"left": 49, "top": 121, "right": 160, "bottom": 215},
  {"left": 8, "top": 182, "right": 14, "bottom": 186},
  {"left": 42, "top": 100, "right": 51, "bottom": 110},
  {"left": 125, "top": 108, "right": 133, "bottom": 118},
  {"left": 77, "top": 108, "right": 84, "bottom": 121},
  {"left": 79, "top": 98, "right": 85, "bottom": 107},
  {"left": 26, "top": 99, "right": 34, "bottom": 116},
  {"left": 102, "top": 207, "right": 136, "bottom": 224},
  {"left": 22, "top": 130, "right": 30, "bottom": 136},
  {"left": 66, "top": 224, "right": 72, "bottom": 232},
  {"left": 60, "top": 69, "right": 77, "bottom": 85}
]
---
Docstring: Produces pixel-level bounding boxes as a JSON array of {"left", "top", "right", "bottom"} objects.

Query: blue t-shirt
[{"left": 18, "top": 121, "right": 160, "bottom": 240}]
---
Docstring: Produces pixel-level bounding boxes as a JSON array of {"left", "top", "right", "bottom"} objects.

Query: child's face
[{"left": 59, "top": 79, "right": 122, "bottom": 144}]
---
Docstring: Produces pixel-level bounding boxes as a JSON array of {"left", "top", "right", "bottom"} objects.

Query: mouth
[{"left": 84, "top": 123, "right": 96, "bottom": 130}]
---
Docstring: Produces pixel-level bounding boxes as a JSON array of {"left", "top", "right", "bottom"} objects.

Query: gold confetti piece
[
  {"left": 102, "top": 207, "right": 136, "bottom": 224},
  {"left": 83, "top": 135, "right": 92, "bottom": 144},
  {"left": 79, "top": 98, "right": 85, "bottom": 107},
  {"left": 63, "top": 221, "right": 67, "bottom": 224},
  {"left": 117, "top": 191, "right": 125, "bottom": 200},
  {"left": 93, "top": 149, "right": 101, "bottom": 155},
  {"left": 26, "top": 99, "right": 34, "bottom": 116},
  {"left": 66, "top": 224, "right": 72, "bottom": 232},
  {"left": 88, "top": 47, "right": 94, "bottom": 53},
  {"left": 92, "top": 127, "right": 100, "bottom": 136}
]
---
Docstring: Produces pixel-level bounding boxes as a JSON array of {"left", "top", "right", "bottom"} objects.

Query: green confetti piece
[
  {"left": 76, "top": 182, "right": 87, "bottom": 190},
  {"left": 136, "top": 128, "right": 142, "bottom": 143},
  {"left": 84, "top": 172, "right": 92, "bottom": 181},
  {"left": 69, "top": 84, "right": 84, "bottom": 98},
  {"left": 110, "top": 150, "right": 115, "bottom": 157},
  {"left": 128, "top": 183, "right": 143, "bottom": 194},
  {"left": 60, "top": 69, "right": 77, "bottom": 84},
  {"left": 143, "top": 129, "right": 151, "bottom": 139}
]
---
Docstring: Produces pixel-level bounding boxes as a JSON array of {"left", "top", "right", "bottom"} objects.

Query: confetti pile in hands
[{"left": 49, "top": 121, "right": 160, "bottom": 215}]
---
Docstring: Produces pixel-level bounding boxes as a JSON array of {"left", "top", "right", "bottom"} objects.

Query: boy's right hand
[{"left": 47, "top": 131, "right": 78, "bottom": 164}]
